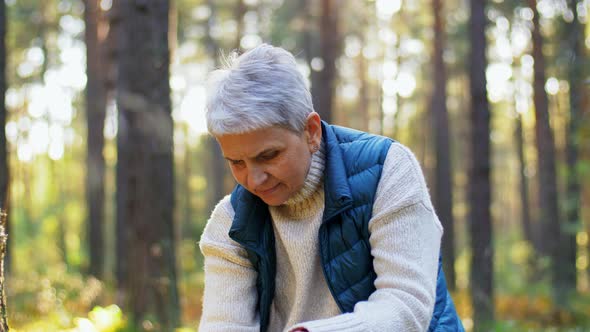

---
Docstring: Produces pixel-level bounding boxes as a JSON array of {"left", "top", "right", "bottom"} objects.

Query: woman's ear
[{"left": 305, "top": 112, "right": 322, "bottom": 148}]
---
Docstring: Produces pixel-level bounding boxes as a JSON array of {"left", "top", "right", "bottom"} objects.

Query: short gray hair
[{"left": 205, "top": 44, "right": 314, "bottom": 136}]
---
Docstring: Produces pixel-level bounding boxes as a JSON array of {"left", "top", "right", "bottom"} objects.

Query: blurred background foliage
[{"left": 1, "top": 0, "right": 590, "bottom": 331}]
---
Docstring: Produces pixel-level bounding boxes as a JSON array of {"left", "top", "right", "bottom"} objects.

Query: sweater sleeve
[
  {"left": 198, "top": 196, "right": 261, "bottom": 332},
  {"left": 288, "top": 143, "right": 443, "bottom": 332}
]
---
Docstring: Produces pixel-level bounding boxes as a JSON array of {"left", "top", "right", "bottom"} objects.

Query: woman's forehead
[{"left": 216, "top": 127, "right": 301, "bottom": 159}]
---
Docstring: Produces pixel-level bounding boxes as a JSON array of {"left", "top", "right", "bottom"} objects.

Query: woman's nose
[{"left": 248, "top": 166, "right": 268, "bottom": 188}]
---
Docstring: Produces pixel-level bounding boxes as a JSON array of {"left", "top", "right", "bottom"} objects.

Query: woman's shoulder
[
  {"left": 383, "top": 142, "right": 427, "bottom": 180},
  {"left": 200, "top": 195, "right": 236, "bottom": 245},
  {"left": 199, "top": 195, "right": 253, "bottom": 266},
  {"left": 373, "top": 142, "right": 433, "bottom": 212}
]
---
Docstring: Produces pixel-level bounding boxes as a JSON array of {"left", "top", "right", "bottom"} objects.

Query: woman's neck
[{"left": 275, "top": 140, "right": 326, "bottom": 218}]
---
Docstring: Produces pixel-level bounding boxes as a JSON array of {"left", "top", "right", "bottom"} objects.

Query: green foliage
[
  {"left": 451, "top": 230, "right": 590, "bottom": 331},
  {"left": 7, "top": 265, "right": 103, "bottom": 330},
  {"left": 6, "top": 265, "right": 203, "bottom": 331}
]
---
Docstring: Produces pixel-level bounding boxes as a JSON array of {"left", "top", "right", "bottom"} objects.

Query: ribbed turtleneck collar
[{"left": 272, "top": 140, "right": 326, "bottom": 219}]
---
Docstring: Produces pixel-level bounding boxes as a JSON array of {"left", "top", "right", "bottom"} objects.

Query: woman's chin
[
  {"left": 260, "top": 195, "right": 288, "bottom": 207},
  {"left": 254, "top": 184, "right": 289, "bottom": 206},
  {"left": 258, "top": 191, "right": 290, "bottom": 206}
]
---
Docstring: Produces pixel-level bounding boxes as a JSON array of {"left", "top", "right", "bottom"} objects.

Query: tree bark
[
  {"left": 110, "top": 1, "right": 130, "bottom": 305},
  {"left": 0, "top": 1, "right": 12, "bottom": 273},
  {"left": 561, "top": 0, "right": 584, "bottom": 298},
  {"left": 316, "top": 0, "right": 339, "bottom": 123},
  {"left": 0, "top": 0, "right": 7, "bottom": 275},
  {"left": 0, "top": 1, "right": 8, "bottom": 330},
  {"left": 84, "top": 0, "right": 107, "bottom": 280},
  {"left": 528, "top": 0, "right": 563, "bottom": 304},
  {"left": 0, "top": 0, "right": 6, "bottom": 215},
  {"left": 515, "top": 113, "right": 534, "bottom": 248},
  {"left": 0, "top": 210, "right": 8, "bottom": 332},
  {"left": 469, "top": 0, "right": 494, "bottom": 328},
  {"left": 302, "top": 0, "right": 322, "bottom": 119},
  {"left": 357, "top": 47, "right": 369, "bottom": 132},
  {"left": 204, "top": 0, "right": 229, "bottom": 211},
  {"left": 513, "top": 47, "right": 536, "bottom": 253},
  {"left": 115, "top": 1, "right": 180, "bottom": 329},
  {"left": 234, "top": 0, "right": 246, "bottom": 51},
  {"left": 431, "top": 0, "right": 456, "bottom": 290}
]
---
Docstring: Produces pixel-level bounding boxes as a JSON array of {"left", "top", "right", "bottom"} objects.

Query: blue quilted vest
[{"left": 229, "top": 122, "right": 464, "bottom": 331}]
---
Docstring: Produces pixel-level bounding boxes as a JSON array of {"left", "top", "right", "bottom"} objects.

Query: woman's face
[{"left": 216, "top": 113, "right": 322, "bottom": 206}]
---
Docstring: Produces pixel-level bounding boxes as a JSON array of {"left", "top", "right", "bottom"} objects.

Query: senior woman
[{"left": 199, "top": 44, "right": 464, "bottom": 332}]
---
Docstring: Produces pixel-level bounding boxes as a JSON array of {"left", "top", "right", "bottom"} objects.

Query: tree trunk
[
  {"left": 84, "top": 0, "right": 107, "bottom": 280},
  {"left": 584, "top": 85, "right": 590, "bottom": 282},
  {"left": 431, "top": 0, "right": 456, "bottom": 291},
  {"left": 0, "top": 2, "right": 9, "bottom": 329},
  {"left": 515, "top": 113, "right": 534, "bottom": 248},
  {"left": 234, "top": 0, "right": 246, "bottom": 51},
  {"left": 182, "top": 125, "right": 192, "bottom": 234},
  {"left": 357, "top": 48, "right": 369, "bottom": 132},
  {"left": 0, "top": 0, "right": 6, "bottom": 216},
  {"left": 115, "top": 1, "right": 180, "bottom": 329},
  {"left": 50, "top": 159, "right": 69, "bottom": 270},
  {"left": 205, "top": 136, "right": 226, "bottom": 211},
  {"left": 469, "top": 0, "right": 494, "bottom": 328},
  {"left": 0, "top": 210, "right": 8, "bottom": 332},
  {"left": 561, "top": 0, "right": 584, "bottom": 298},
  {"left": 302, "top": 0, "right": 322, "bottom": 120},
  {"left": 204, "top": 0, "right": 229, "bottom": 211},
  {"left": 513, "top": 50, "right": 535, "bottom": 252},
  {"left": 0, "top": 0, "right": 7, "bottom": 233},
  {"left": 316, "top": 0, "right": 339, "bottom": 123},
  {"left": 528, "top": 0, "right": 564, "bottom": 305},
  {"left": 110, "top": 2, "right": 130, "bottom": 305}
]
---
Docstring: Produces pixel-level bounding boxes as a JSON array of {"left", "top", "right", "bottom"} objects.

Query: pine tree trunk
[
  {"left": 584, "top": 87, "right": 590, "bottom": 282},
  {"left": 0, "top": 0, "right": 8, "bottom": 329},
  {"left": 431, "top": 0, "right": 456, "bottom": 290},
  {"left": 316, "top": 0, "right": 339, "bottom": 123},
  {"left": 469, "top": 0, "right": 494, "bottom": 328},
  {"left": 513, "top": 53, "right": 535, "bottom": 253},
  {"left": 515, "top": 113, "right": 534, "bottom": 248},
  {"left": 115, "top": 1, "right": 180, "bottom": 329},
  {"left": 0, "top": 210, "right": 8, "bottom": 332},
  {"left": 528, "top": 0, "right": 564, "bottom": 305},
  {"left": 0, "top": 0, "right": 6, "bottom": 215},
  {"left": 561, "top": 0, "right": 584, "bottom": 298},
  {"left": 110, "top": 1, "right": 130, "bottom": 305},
  {"left": 357, "top": 48, "right": 369, "bottom": 132},
  {"left": 0, "top": 0, "right": 7, "bottom": 243},
  {"left": 0, "top": 1, "right": 12, "bottom": 273},
  {"left": 204, "top": 0, "right": 229, "bottom": 211},
  {"left": 302, "top": 0, "right": 322, "bottom": 120},
  {"left": 206, "top": 136, "right": 226, "bottom": 210},
  {"left": 234, "top": 0, "right": 246, "bottom": 51},
  {"left": 182, "top": 125, "right": 192, "bottom": 234},
  {"left": 84, "top": 0, "right": 107, "bottom": 280}
]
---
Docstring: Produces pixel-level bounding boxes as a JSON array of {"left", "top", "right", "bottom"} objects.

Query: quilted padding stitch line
[
  {"left": 336, "top": 136, "right": 373, "bottom": 145},
  {"left": 336, "top": 135, "right": 392, "bottom": 147},
  {"left": 325, "top": 237, "right": 367, "bottom": 265},
  {"left": 346, "top": 163, "right": 384, "bottom": 181},
  {"left": 335, "top": 270, "right": 375, "bottom": 297}
]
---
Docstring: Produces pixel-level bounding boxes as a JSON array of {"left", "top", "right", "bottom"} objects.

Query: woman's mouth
[{"left": 257, "top": 183, "right": 280, "bottom": 196}]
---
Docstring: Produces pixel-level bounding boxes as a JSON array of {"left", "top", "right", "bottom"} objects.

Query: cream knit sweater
[{"left": 199, "top": 142, "right": 443, "bottom": 332}]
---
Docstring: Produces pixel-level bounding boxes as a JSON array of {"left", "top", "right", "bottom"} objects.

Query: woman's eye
[
  {"left": 261, "top": 151, "right": 279, "bottom": 161},
  {"left": 230, "top": 160, "right": 244, "bottom": 167}
]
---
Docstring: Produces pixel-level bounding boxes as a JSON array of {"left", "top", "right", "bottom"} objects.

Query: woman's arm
[
  {"left": 199, "top": 197, "right": 260, "bottom": 332},
  {"left": 288, "top": 143, "right": 442, "bottom": 332}
]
